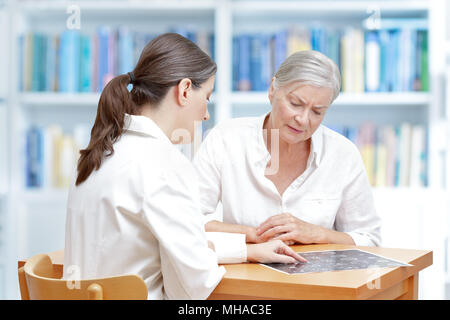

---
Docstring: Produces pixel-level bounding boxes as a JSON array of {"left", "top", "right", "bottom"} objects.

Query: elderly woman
[{"left": 193, "top": 50, "right": 381, "bottom": 247}]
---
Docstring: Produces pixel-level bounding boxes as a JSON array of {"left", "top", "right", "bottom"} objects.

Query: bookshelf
[{"left": 1, "top": 0, "right": 449, "bottom": 299}]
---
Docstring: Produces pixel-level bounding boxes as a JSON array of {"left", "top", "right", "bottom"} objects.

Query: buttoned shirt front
[
  {"left": 193, "top": 113, "right": 382, "bottom": 247},
  {"left": 64, "top": 114, "right": 246, "bottom": 300}
]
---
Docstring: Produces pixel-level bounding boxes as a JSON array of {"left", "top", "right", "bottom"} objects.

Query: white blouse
[
  {"left": 63, "top": 114, "right": 246, "bottom": 300},
  {"left": 193, "top": 113, "right": 382, "bottom": 247}
]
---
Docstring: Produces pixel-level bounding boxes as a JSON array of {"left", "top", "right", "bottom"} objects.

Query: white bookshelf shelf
[
  {"left": 16, "top": 0, "right": 216, "bottom": 14},
  {"left": 18, "top": 92, "right": 429, "bottom": 108},
  {"left": 231, "top": 91, "right": 430, "bottom": 106},
  {"left": 20, "top": 92, "right": 100, "bottom": 107},
  {"left": 19, "top": 92, "right": 217, "bottom": 107},
  {"left": 231, "top": 0, "right": 429, "bottom": 15}
]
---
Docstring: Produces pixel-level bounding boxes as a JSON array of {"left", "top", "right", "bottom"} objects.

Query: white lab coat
[{"left": 63, "top": 114, "right": 246, "bottom": 300}]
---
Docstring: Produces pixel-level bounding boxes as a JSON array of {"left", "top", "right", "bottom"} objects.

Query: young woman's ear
[{"left": 176, "top": 78, "right": 193, "bottom": 106}]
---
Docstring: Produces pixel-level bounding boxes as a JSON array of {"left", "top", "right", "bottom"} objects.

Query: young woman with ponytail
[{"left": 63, "top": 33, "right": 305, "bottom": 300}]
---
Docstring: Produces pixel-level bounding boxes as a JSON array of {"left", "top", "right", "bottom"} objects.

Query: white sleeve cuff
[
  {"left": 345, "top": 231, "right": 379, "bottom": 247},
  {"left": 205, "top": 232, "right": 247, "bottom": 264}
]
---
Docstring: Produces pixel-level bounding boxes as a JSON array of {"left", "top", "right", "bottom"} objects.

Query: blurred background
[{"left": 0, "top": 0, "right": 449, "bottom": 299}]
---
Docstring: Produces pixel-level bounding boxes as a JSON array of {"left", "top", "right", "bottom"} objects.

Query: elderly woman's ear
[{"left": 268, "top": 77, "right": 276, "bottom": 104}]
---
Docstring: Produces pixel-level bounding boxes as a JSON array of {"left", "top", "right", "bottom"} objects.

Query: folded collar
[
  {"left": 256, "top": 112, "right": 323, "bottom": 168},
  {"left": 123, "top": 113, "right": 171, "bottom": 145}
]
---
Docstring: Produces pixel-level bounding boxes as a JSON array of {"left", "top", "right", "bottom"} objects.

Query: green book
[{"left": 420, "top": 30, "right": 428, "bottom": 92}]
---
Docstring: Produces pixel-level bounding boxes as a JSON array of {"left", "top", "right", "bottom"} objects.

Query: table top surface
[
  {"left": 19, "top": 244, "right": 432, "bottom": 299},
  {"left": 220, "top": 244, "right": 430, "bottom": 283}
]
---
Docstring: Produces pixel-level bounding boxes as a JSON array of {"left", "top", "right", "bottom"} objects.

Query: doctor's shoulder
[{"left": 134, "top": 137, "right": 198, "bottom": 188}]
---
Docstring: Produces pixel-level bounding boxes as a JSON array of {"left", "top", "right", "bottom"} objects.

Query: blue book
[
  {"left": 260, "top": 34, "right": 271, "bottom": 91},
  {"left": 97, "top": 27, "right": 110, "bottom": 92},
  {"left": 409, "top": 30, "right": 417, "bottom": 91},
  {"left": 249, "top": 35, "right": 263, "bottom": 91},
  {"left": 79, "top": 34, "right": 92, "bottom": 92},
  {"left": 18, "top": 35, "right": 24, "bottom": 92},
  {"left": 58, "top": 30, "right": 80, "bottom": 92},
  {"left": 378, "top": 30, "right": 390, "bottom": 92},
  {"left": 39, "top": 34, "right": 48, "bottom": 92},
  {"left": 232, "top": 36, "right": 240, "bottom": 91},
  {"left": 31, "top": 33, "right": 41, "bottom": 92},
  {"left": 237, "top": 35, "right": 251, "bottom": 91},
  {"left": 209, "top": 33, "right": 215, "bottom": 63},
  {"left": 327, "top": 29, "right": 341, "bottom": 72},
  {"left": 273, "top": 30, "right": 287, "bottom": 72},
  {"left": 345, "top": 127, "right": 358, "bottom": 144},
  {"left": 311, "top": 26, "right": 327, "bottom": 54},
  {"left": 390, "top": 30, "right": 400, "bottom": 92},
  {"left": 118, "top": 27, "right": 134, "bottom": 75},
  {"left": 398, "top": 29, "right": 410, "bottom": 91},
  {"left": 26, "top": 127, "right": 43, "bottom": 188}
]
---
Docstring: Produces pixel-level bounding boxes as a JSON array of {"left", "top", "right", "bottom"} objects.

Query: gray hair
[{"left": 273, "top": 50, "right": 341, "bottom": 103}]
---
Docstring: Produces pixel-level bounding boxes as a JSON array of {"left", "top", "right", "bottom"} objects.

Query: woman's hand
[
  {"left": 245, "top": 226, "right": 266, "bottom": 243},
  {"left": 246, "top": 240, "right": 307, "bottom": 264},
  {"left": 256, "top": 213, "right": 326, "bottom": 245}
]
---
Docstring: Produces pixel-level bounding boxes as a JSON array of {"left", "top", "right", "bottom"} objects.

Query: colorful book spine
[
  {"left": 237, "top": 35, "right": 251, "bottom": 91},
  {"left": 232, "top": 36, "right": 240, "bottom": 91},
  {"left": 250, "top": 35, "right": 263, "bottom": 91},
  {"left": 58, "top": 30, "right": 80, "bottom": 92},
  {"left": 26, "top": 127, "right": 43, "bottom": 188},
  {"left": 46, "top": 35, "right": 57, "bottom": 92},
  {"left": 79, "top": 35, "right": 92, "bottom": 92},
  {"left": 97, "top": 27, "right": 110, "bottom": 92}
]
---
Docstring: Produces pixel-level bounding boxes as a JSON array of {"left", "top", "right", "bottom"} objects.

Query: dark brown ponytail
[{"left": 76, "top": 33, "right": 217, "bottom": 186}]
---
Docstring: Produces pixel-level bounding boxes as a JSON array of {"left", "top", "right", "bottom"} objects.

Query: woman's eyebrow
[{"left": 290, "top": 92, "right": 329, "bottom": 108}]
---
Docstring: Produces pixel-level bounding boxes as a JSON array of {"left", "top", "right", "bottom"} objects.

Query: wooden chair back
[{"left": 18, "top": 254, "right": 148, "bottom": 300}]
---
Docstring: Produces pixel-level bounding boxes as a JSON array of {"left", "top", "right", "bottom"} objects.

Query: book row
[
  {"left": 25, "top": 124, "right": 90, "bottom": 189},
  {"left": 18, "top": 27, "right": 214, "bottom": 93},
  {"left": 233, "top": 20, "right": 428, "bottom": 93}
]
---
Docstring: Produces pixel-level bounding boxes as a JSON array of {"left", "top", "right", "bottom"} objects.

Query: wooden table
[{"left": 18, "top": 244, "right": 432, "bottom": 300}]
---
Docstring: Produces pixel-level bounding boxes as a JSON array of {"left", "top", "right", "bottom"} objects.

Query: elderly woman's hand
[{"left": 256, "top": 213, "right": 326, "bottom": 245}]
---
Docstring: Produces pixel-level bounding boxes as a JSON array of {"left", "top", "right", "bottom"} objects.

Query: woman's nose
[{"left": 294, "top": 111, "right": 308, "bottom": 124}]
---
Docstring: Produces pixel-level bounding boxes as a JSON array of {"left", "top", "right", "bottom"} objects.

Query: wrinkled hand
[
  {"left": 247, "top": 240, "right": 307, "bottom": 264},
  {"left": 245, "top": 226, "right": 265, "bottom": 243},
  {"left": 256, "top": 213, "right": 325, "bottom": 245}
]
